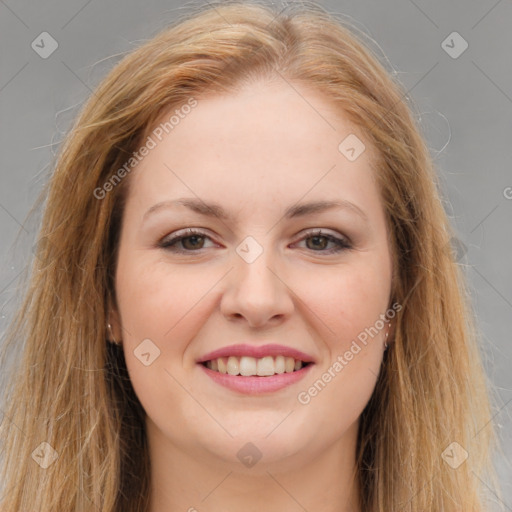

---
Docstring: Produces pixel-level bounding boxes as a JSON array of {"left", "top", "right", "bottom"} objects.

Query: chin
[{"left": 193, "top": 424, "right": 312, "bottom": 472}]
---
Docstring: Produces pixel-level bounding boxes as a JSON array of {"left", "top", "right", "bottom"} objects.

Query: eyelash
[{"left": 158, "top": 228, "right": 352, "bottom": 254}]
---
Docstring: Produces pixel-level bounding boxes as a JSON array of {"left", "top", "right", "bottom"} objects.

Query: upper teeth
[{"left": 205, "top": 356, "right": 304, "bottom": 376}]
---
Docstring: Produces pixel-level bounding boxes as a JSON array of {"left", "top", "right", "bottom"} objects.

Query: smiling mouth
[{"left": 201, "top": 355, "right": 312, "bottom": 377}]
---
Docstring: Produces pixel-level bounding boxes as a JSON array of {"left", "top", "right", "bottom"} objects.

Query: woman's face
[{"left": 113, "top": 79, "right": 393, "bottom": 472}]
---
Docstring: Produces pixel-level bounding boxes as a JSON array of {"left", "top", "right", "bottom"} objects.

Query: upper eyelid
[
  {"left": 158, "top": 228, "right": 218, "bottom": 249},
  {"left": 159, "top": 227, "right": 350, "bottom": 248},
  {"left": 161, "top": 228, "right": 216, "bottom": 243}
]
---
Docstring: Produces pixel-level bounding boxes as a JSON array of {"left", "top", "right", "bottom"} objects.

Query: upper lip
[{"left": 196, "top": 343, "right": 316, "bottom": 364}]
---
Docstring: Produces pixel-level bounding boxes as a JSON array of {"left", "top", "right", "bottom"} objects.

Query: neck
[{"left": 146, "top": 418, "right": 361, "bottom": 512}]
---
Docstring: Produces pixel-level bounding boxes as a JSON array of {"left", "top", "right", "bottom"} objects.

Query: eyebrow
[{"left": 143, "top": 197, "right": 368, "bottom": 223}]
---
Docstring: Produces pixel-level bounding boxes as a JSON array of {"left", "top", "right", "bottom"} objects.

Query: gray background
[{"left": 0, "top": 0, "right": 511, "bottom": 507}]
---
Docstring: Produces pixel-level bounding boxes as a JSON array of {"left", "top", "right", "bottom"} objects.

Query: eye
[
  {"left": 158, "top": 228, "right": 217, "bottom": 253},
  {"left": 293, "top": 229, "right": 352, "bottom": 254},
  {"left": 158, "top": 228, "right": 352, "bottom": 255}
]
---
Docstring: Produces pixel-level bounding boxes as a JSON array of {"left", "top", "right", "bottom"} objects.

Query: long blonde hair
[{"left": 0, "top": 1, "right": 501, "bottom": 510}]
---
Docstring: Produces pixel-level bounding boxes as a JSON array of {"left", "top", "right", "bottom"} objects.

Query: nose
[{"left": 220, "top": 245, "right": 295, "bottom": 328}]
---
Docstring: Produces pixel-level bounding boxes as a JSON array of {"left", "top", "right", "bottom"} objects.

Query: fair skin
[{"left": 111, "top": 78, "right": 393, "bottom": 512}]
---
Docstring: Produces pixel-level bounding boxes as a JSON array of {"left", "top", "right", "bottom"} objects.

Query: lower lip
[{"left": 198, "top": 363, "right": 314, "bottom": 394}]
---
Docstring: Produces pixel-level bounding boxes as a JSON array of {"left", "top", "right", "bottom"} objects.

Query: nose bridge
[
  {"left": 235, "top": 235, "right": 279, "bottom": 295},
  {"left": 220, "top": 234, "right": 294, "bottom": 325}
]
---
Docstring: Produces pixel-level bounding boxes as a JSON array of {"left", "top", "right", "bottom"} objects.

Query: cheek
[
  {"left": 296, "top": 260, "right": 391, "bottom": 345},
  {"left": 115, "top": 255, "right": 209, "bottom": 341},
  {"left": 115, "top": 255, "right": 222, "bottom": 405},
  {"left": 294, "top": 261, "right": 390, "bottom": 413},
  {"left": 115, "top": 257, "right": 213, "bottom": 424}
]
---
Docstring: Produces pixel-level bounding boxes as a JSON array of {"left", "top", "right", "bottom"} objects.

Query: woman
[{"left": 0, "top": 1, "right": 501, "bottom": 510}]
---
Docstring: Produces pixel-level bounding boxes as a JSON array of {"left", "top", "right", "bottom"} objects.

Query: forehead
[{"left": 127, "top": 80, "right": 381, "bottom": 216}]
